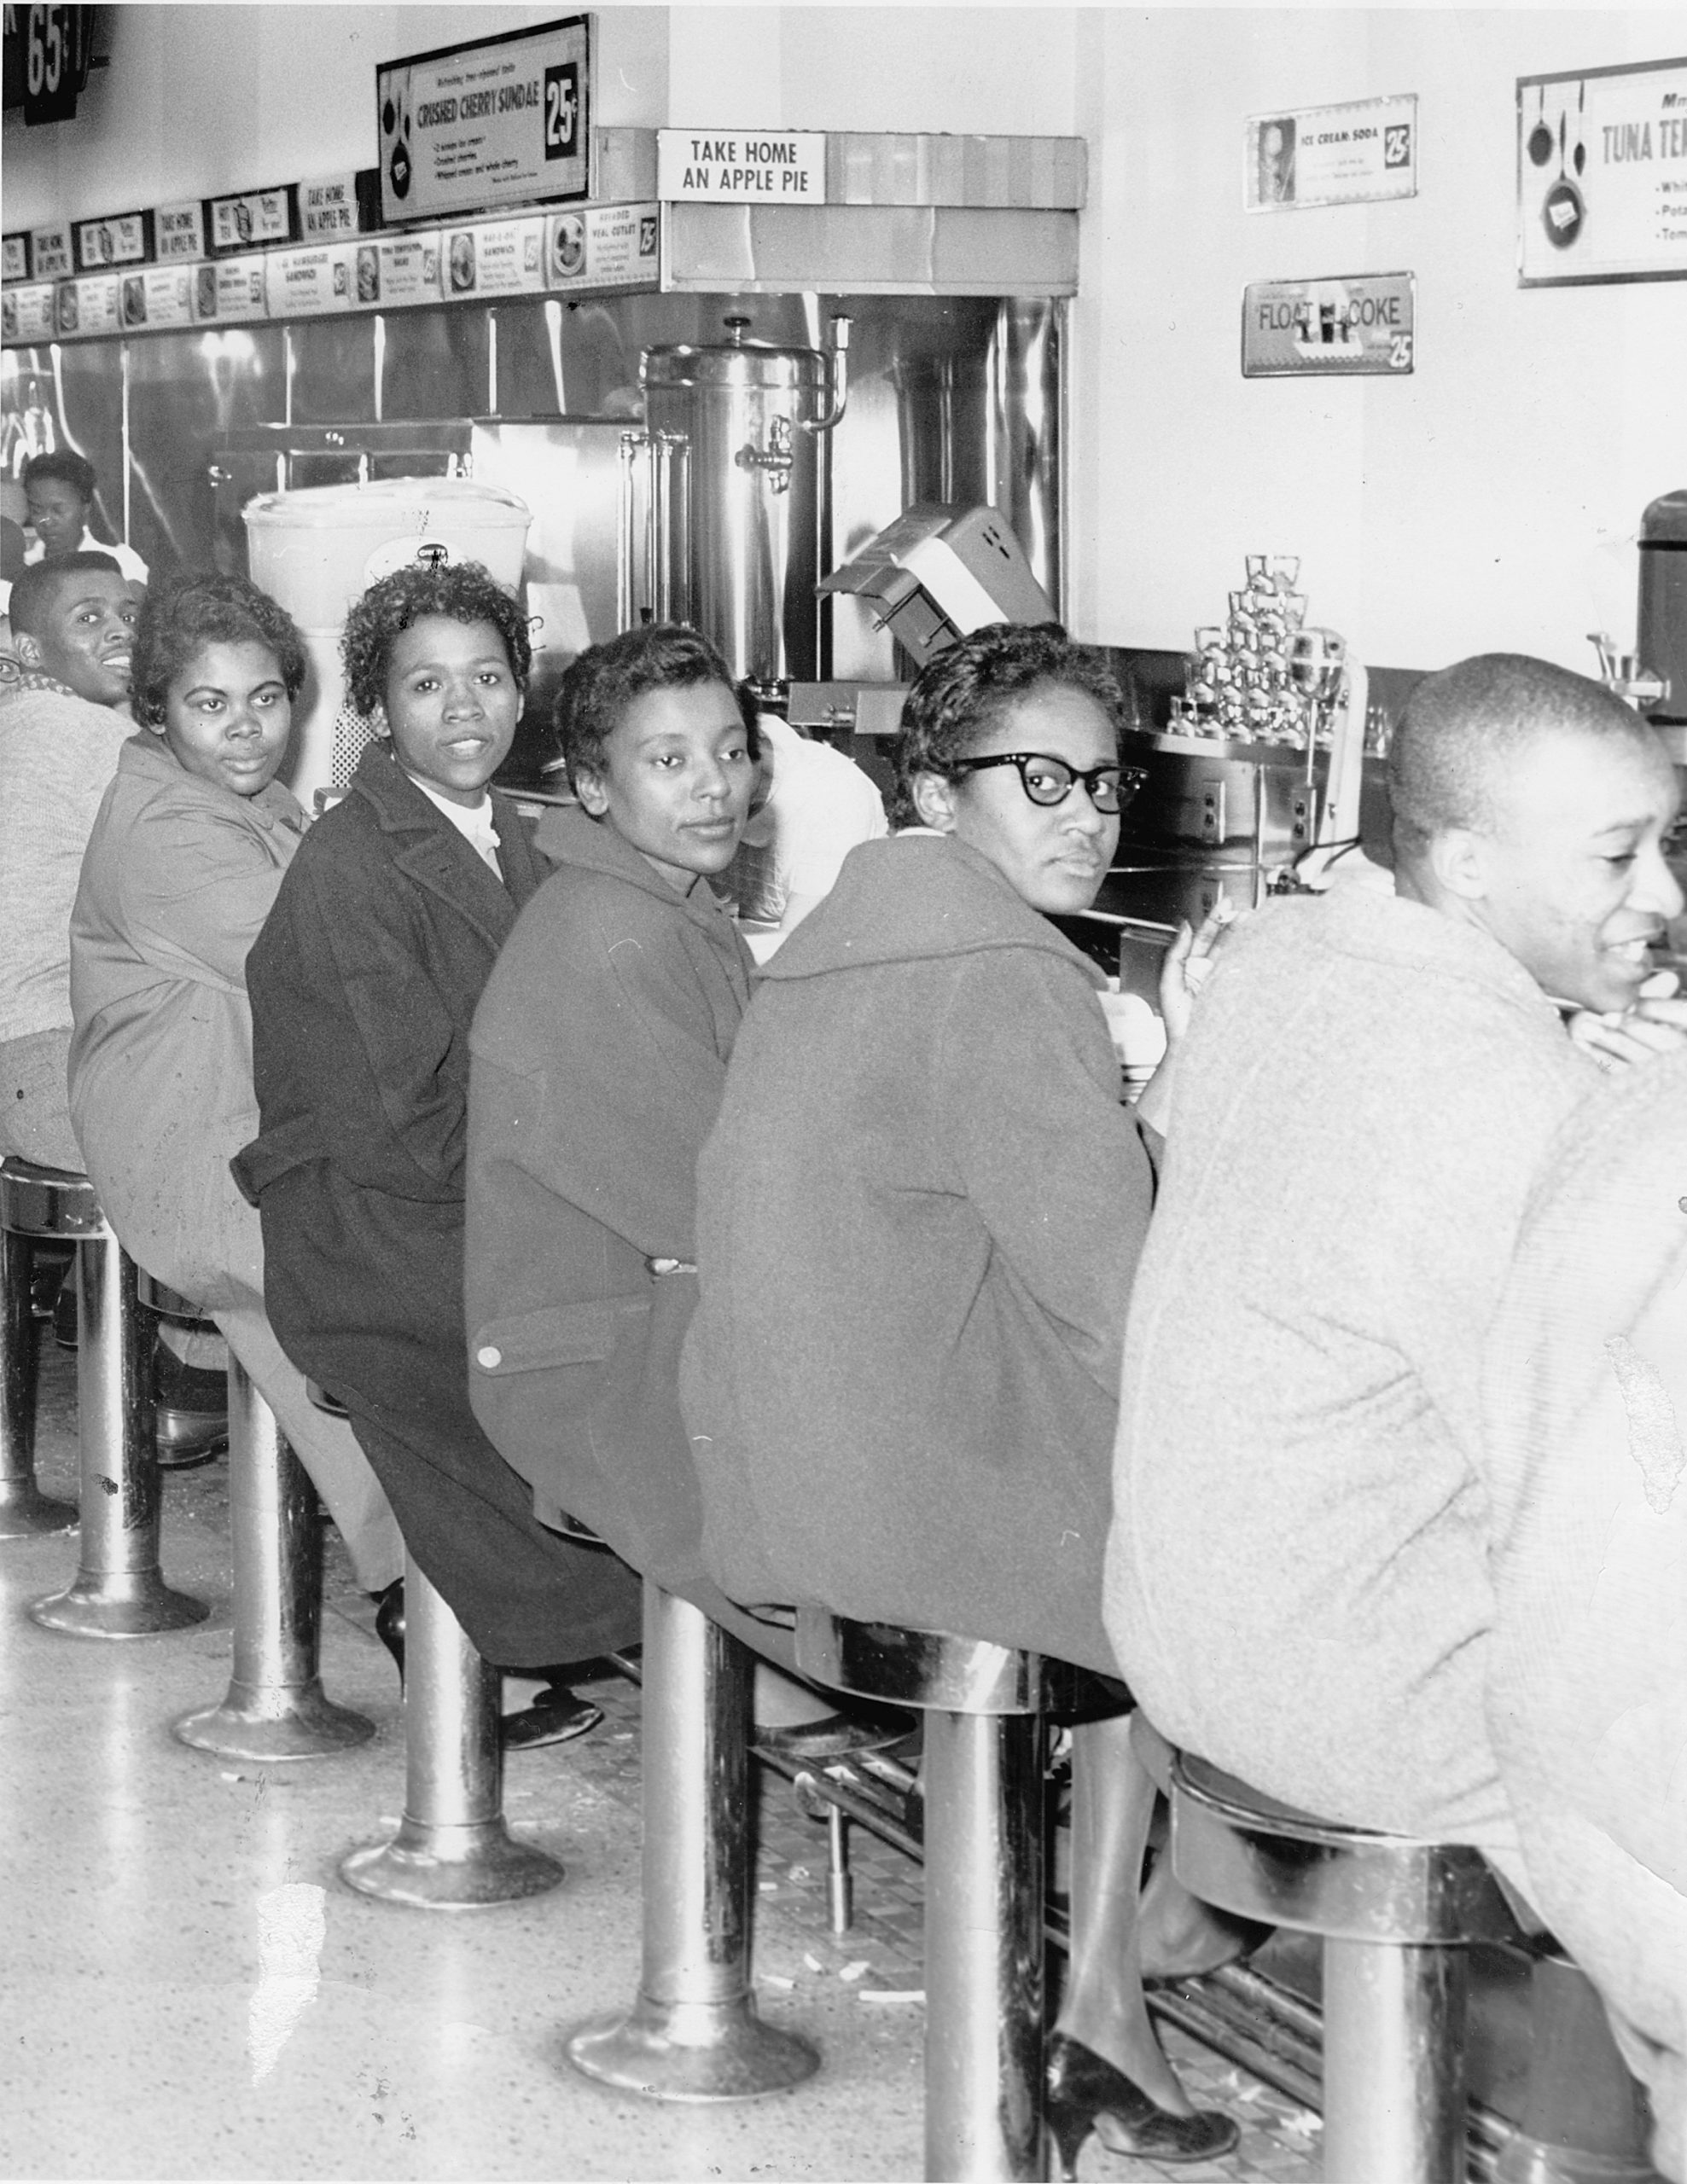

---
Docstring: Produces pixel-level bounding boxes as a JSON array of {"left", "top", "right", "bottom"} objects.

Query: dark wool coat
[
  {"left": 465, "top": 806, "right": 795, "bottom": 1669},
  {"left": 679, "top": 831, "right": 1157, "bottom": 1679},
  {"left": 233, "top": 744, "right": 640, "bottom": 1667}
]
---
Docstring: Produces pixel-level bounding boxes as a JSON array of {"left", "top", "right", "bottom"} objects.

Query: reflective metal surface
[
  {"left": 1323, "top": 1935, "right": 1467, "bottom": 2184},
  {"left": 29, "top": 1234, "right": 209, "bottom": 1638},
  {"left": 340, "top": 1553, "right": 563, "bottom": 1908},
  {"left": 796, "top": 1606, "right": 1066, "bottom": 1717},
  {"left": 174, "top": 1358, "right": 375, "bottom": 1763},
  {"left": 566, "top": 1581, "right": 820, "bottom": 2100},
  {"left": 0, "top": 1226, "right": 76, "bottom": 1535}
]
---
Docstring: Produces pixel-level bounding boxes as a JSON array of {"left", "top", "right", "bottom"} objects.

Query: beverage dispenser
[
  {"left": 638, "top": 315, "right": 848, "bottom": 694},
  {"left": 243, "top": 478, "right": 532, "bottom": 810}
]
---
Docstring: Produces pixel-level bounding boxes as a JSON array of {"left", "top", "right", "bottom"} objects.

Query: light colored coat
[{"left": 1107, "top": 886, "right": 1597, "bottom": 1854}]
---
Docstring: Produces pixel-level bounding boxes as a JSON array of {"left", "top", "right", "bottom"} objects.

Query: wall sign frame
[
  {"left": 1242, "top": 271, "right": 1416, "bottom": 379},
  {"left": 1245, "top": 95, "right": 1417, "bottom": 212},
  {"left": 1518, "top": 56, "right": 1687, "bottom": 287}
]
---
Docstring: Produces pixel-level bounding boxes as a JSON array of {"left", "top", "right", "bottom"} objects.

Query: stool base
[
  {"left": 339, "top": 1816, "right": 564, "bottom": 1909},
  {"left": 29, "top": 1566, "right": 210, "bottom": 1638},
  {"left": 567, "top": 1995, "right": 819, "bottom": 2103},
  {"left": 174, "top": 1679, "right": 376, "bottom": 1763},
  {"left": 0, "top": 1478, "right": 78, "bottom": 1538}
]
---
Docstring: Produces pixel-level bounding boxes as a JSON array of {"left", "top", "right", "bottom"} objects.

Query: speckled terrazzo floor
[{"left": 0, "top": 1319, "right": 1319, "bottom": 2183}]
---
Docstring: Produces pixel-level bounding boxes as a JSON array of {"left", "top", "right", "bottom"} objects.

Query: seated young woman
[
  {"left": 466, "top": 624, "right": 888, "bottom": 1751},
  {"left": 232, "top": 563, "right": 639, "bottom": 1744},
  {"left": 67, "top": 572, "right": 401, "bottom": 1587},
  {"left": 680, "top": 622, "right": 1242, "bottom": 2175}
]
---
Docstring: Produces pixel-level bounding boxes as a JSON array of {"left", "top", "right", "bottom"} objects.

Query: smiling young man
[
  {"left": 0, "top": 553, "right": 138, "bottom": 1167},
  {"left": 1106, "top": 653, "right": 1683, "bottom": 1869}
]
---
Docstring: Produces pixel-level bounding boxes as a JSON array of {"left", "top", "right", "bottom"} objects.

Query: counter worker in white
[
  {"left": 1105, "top": 655, "right": 1687, "bottom": 2174},
  {"left": 21, "top": 450, "right": 149, "bottom": 589},
  {"left": 721, "top": 710, "right": 887, "bottom": 958}
]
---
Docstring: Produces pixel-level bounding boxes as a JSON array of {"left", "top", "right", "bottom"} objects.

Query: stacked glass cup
[{"left": 1170, "top": 555, "right": 1340, "bottom": 747}]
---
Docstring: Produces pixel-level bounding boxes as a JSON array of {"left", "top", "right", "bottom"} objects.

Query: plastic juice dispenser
[{"left": 242, "top": 478, "right": 532, "bottom": 810}]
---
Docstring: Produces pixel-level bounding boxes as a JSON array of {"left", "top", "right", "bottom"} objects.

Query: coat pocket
[
  {"left": 469, "top": 1294, "right": 651, "bottom": 1410},
  {"left": 230, "top": 1112, "right": 323, "bottom": 1205}
]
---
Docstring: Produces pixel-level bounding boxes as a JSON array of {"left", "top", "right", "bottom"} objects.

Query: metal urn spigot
[{"left": 1589, "top": 631, "right": 1670, "bottom": 712}]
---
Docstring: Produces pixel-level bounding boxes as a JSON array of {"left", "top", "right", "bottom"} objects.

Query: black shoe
[
  {"left": 753, "top": 1707, "right": 915, "bottom": 1762},
  {"left": 53, "top": 1277, "right": 78, "bottom": 1350},
  {"left": 501, "top": 1685, "right": 603, "bottom": 1751},
  {"left": 373, "top": 1580, "right": 405, "bottom": 1680},
  {"left": 153, "top": 1345, "right": 228, "bottom": 1468},
  {"left": 30, "top": 1247, "right": 73, "bottom": 1321},
  {"left": 1044, "top": 2031, "right": 1239, "bottom": 2181}
]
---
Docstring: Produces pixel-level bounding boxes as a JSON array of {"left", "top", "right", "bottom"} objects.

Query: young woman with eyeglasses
[{"left": 682, "top": 621, "right": 1244, "bottom": 2175}]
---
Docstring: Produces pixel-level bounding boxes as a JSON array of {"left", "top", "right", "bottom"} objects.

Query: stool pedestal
[
  {"left": 340, "top": 1554, "right": 562, "bottom": 1908},
  {"left": 1496, "top": 1951, "right": 1663, "bottom": 2184},
  {"left": 566, "top": 1581, "right": 819, "bottom": 2100},
  {"left": 30, "top": 1233, "right": 207, "bottom": 1638},
  {"left": 175, "top": 1359, "right": 375, "bottom": 1762},
  {"left": 0, "top": 1224, "right": 76, "bottom": 1536}
]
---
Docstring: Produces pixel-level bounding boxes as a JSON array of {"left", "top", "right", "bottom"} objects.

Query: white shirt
[
  {"left": 24, "top": 527, "right": 149, "bottom": 587},
  {"left": 410, "top": 775, "right": 503, "bottom": 875},
  {"left": 727, "top": 713, "right": 887, "bottom": 939}
]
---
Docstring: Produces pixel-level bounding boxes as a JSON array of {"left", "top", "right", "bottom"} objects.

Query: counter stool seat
[
  {"left": 0, "top": 1159, "right": 89, "bottom": 1534},
  {"left": 796, "top": 1608, "right": 1068, "bottom": 2182},
  {"left": 1168, "top": 1746, "right": 1518, "bottom": 2184}
]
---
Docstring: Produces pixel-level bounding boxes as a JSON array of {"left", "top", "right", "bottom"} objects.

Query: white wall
[
  {"left": 1070, "top": 9, "right": 1687, "bottom": 671},
  {"left": 6, "top": 4, "right": 1684, "bottom": 671}
]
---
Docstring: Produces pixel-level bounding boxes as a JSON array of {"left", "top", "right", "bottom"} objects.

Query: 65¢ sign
[{"left": 1242, "top": 271, "right": 1416, "bottom": 379}]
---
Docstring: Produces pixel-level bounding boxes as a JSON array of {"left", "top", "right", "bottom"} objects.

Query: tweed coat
[
  {"left": 235, "top": 744, "right": 639, "bottom": 1665},
  {"left": 464, "top": 806, "right": 796, "bottom": 1666},
  {"left": 679, "top": 830, "right": 1157, "bottom": 1677}
]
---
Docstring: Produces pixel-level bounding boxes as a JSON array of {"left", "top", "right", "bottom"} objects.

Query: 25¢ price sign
[{"left": 1242, "top": 272, "right": 1417, "bottom": 379}]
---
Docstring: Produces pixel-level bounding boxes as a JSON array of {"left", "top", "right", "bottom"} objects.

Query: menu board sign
[
  {"left": 2, "top": 235, "right": 29, "bottom": 284},
  {"left": 74, "top": 212, "right": 151, "bottom": 271},
  {"left": 265, "top": 245, "right": 355, "bottom": 317},
  {"left": 301, "top": 174, "right": 361, "bottom": 241},
  {"left": 119, "top": 267, "right": 195, "bottom": 331},
  {"left": 56, "top": 276, "right": 121, "bottom": 339},
  {"left": 1241, "top": 271, "right": 1416, "bottom": 378},
  {"left": 1518, "top": 57, "right": 1687, "bottom": 286},
  {"left": 30, "top": 223, "right": 73, "bottom": 280},
  {"left": 208, "top": 186, "right": 296, "bottom": 255},
  {"left": 1, "top": 283, "right": 58, "bottom": 340},
  {"left": 1245, "top": 95, "right": 1417, "bottom": 212},
  {"left": 377, "top": 15, "right": 590, "bottom": 224},
  {"left": 352, "top": 233, "right": 443, "bottom": 307},
  {"left": 656, "top": 131, "right": 828, "bottom": 205},
  {"left": 545, "top": 201, "right": 660, "bottom": 288},
  {"left": 439, "top": 216, "right": 545, "bottom": 298},
  {"left": 192, "top": 256, "right": 268, "bottom": 325},
  {"left": 155, "top": 202, "right": 207, "bottom": 262}
]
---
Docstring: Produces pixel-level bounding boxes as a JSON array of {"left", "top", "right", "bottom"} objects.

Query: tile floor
[{"left": 0, "top": 1327, "right": 1320, "bottom": 2182}]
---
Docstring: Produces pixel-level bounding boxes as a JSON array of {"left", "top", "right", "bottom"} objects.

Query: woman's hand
[
  {"left": 1158, "top": 900, "right": 1237, "bottom": 1047},
  {"left": 1568, "top": 968, "right": 1687, "bottom": 1073}
]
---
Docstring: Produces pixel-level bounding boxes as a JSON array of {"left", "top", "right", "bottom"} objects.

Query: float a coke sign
[
  {"left": 377, "top": 15, "right": 590, "bottom": 226},
  {"left": 1242, "top": 271, "right": 1416, "bottom": 378}
]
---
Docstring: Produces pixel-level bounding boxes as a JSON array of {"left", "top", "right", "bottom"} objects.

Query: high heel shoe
[
  {"left": 1044, "top": 2031, "right": 1239, "bottom": 2180},
  {"left": 373, "top": 1580, "right": 404, "bottom": 1681}
]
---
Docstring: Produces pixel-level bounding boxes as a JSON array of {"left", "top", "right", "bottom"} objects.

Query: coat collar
[
  {"left": 348, "top": 741, "right": 528, "bottom": 950},
  {"left": 536, "top": 802, "right": 748, "bottom": 953},
  {"left": 116, "top": 728, "right": 305, "bottom": 834}
]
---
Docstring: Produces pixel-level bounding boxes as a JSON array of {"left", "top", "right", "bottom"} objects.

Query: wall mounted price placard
[
  {"left": 656, "top": 131, "right": 828, "bottom": 204},
  {"left": 352, "top": 233, "right": 443, "bottom": 308},
  {"left": 207, "top": 186, "right": 297, "bottom": 255},
  {"left": 378, "top": 15, "right": 590, "bottom": 225},
  {"left": 545, "top": 201, "right": 659, "bottom": 288},
  {"left": 30, "top": 223, "right": 73, "bottom": 279},
  {"left": 1245, "top": 96, "right": 1416, "bottom": 212},
  {"left": 1518, "top": 57, "right": 1687, "bottom": 285},
  {"left": 300, "top": 175, "right": 360, "bottom": 241},
  {"left": 57, "top": 274, "right": 120, "bottom": 338},
  {"left": 2, "top": 235, "right": 29, "bottom": 283},
  {"left": 154, "top": 202, "right": 206, "bottom": 262},
  {"left": 1, "top": 284, "right": 57, "bottom": 340},
  {"left": 439, "top": 216, "right": 546, "bottom": 298},
  {"left": 264, "top": 245, "right": 355, "bottom": 317},
  {"left": 74, "top": 211, "right": 150, "bottom": 271},
  {"left": 191, "top": 256, "right": 268, "bottom": 325},
  {"left": 1242, "top": 271, "right": 1416, "bottom": 377},
  {"left": 119, "top": 267, "right": 195, "bottom": 331}
]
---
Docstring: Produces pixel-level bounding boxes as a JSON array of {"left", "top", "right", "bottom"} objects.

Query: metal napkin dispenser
[{"left": 820, "top": 502, "right": 1056, "bottom": 667}]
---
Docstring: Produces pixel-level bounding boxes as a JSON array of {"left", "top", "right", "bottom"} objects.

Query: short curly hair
[
  {"left": 552, "top": 623, "right": 757, "bottom": 790},
  {"left": 131, "top": 572, "right": 308, "bottom": 730},
  {"left": 341, "top": 561, "right": 531, "bottom": 717},
  {"left": 22, "top": 450, "right": 97, "bottom": 504},
  {"left": 888, "top": 622, "right": 1126, "bottom": 828}
]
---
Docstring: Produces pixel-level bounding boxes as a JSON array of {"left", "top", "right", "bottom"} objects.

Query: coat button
[{"left": 476, "top": 1345, "right": 502, "bottom": 1369}]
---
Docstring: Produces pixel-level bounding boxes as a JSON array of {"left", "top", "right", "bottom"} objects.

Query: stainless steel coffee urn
[
  {"left": 1638, "top": 489, "right": 1687, "bottom": 727},
  {"left": 640, "top": 315, "right": 849, "bottom": 693}
]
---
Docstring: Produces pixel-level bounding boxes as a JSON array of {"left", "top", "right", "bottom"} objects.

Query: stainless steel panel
[
  {"left": 377, "top": 304, "right": 490, "bottom": 422},
  {"left": 0, "top": 343, "right": 127, "bottom": 557},
  {"left": 665, "top": 205, "right": 1080, "bottom": 297},
  {"left": 125, "top": 327, "right": 286, "bottom": 574},
  {"left": 287, "top": 315, "right": 375, "bottom": 426}
]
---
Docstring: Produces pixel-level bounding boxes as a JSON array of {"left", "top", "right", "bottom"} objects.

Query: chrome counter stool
[
  {"left": 340, "top": 1551, "right": 563, "bottom": 1908},
  {"left": 567, "top": 1581, "right": 820, "bottom": 2102},
  {"left": 1169, "top": 1748, "right": 1518, "bottom": 2184},
  {"left": 173, "top": 1347, "right": 375, "bottom": 1763},
  {"left": 4, "top": 1159, "right": 208, "bottom": 1636},
  {"left": 0, "top": 1160, "right": 77, "bottom": 1536},
  {"left": 798, "top": 1611, "right": 1063, "bottom": 2183}
]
